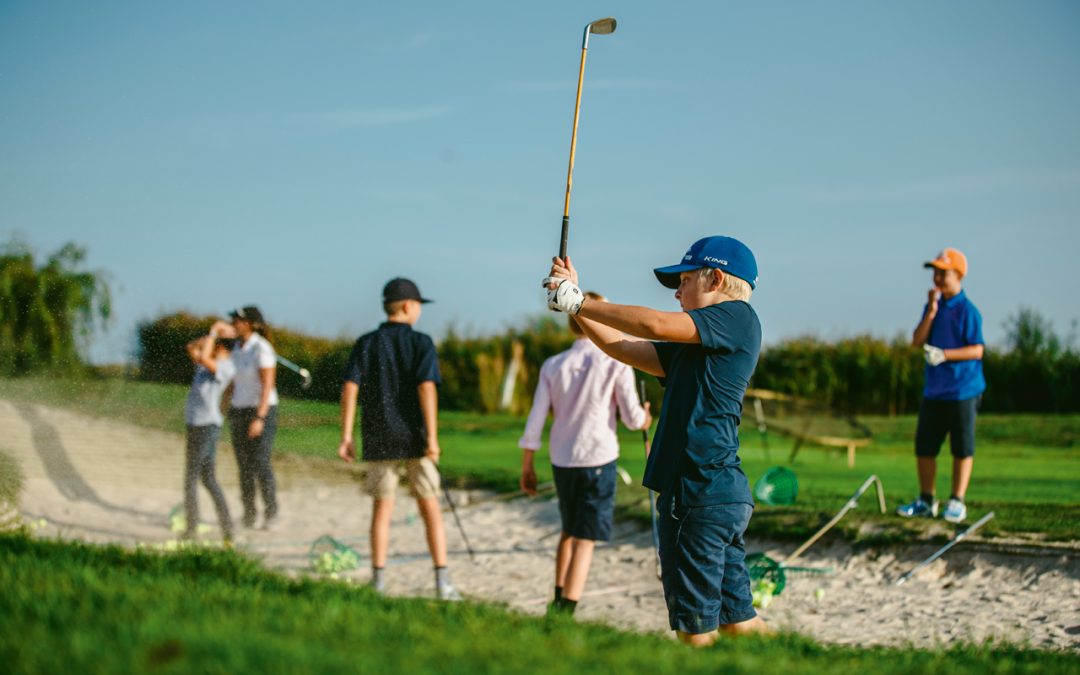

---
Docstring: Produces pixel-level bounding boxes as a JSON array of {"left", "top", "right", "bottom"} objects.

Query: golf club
[
  {"left": 787, "top": 474, "right": 886, "bottom": 562},
  {"left": 638, "top": 380, "right": 661, "bottom": 579},
  {"left": 275, "top": 355, "right": 312, "bottom": 389},
  {"left": 895, "top": 511, "right": 995, "bottom": 586},
  {"left": 437, "top": 468, "right": 475, "bottom": 562},
  {"left": 558, "top": 16, "right": 617, "bottom": 259}
]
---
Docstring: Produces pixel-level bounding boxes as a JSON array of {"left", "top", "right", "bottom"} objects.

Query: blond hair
[
  {"left": 698, "top": 267, "right": 752, "bottom": 301},
  {"left": 569, "top": 291, "right": 606, "bottom": 335}
]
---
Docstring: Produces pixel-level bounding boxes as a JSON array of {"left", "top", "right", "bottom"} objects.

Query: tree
[{"left": 0, "top": 240, "right": 111, "bottom": 375}]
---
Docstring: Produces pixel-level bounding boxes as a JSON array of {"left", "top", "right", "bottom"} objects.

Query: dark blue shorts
[
  {"left": 656, "top": 493, "right": 757, "bottom": 634},
  {"left": 916, "top": 395, "right": 980, "bottom": 458},
  {"left": 552, "top": 461, "right": 617, "bottom": 542}
]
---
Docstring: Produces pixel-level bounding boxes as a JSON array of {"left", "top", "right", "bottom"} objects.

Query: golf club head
[
  {"left": 588, "top": 17, "right": 617, "bottom": 35},
  {"left": 300, "top": 368, "right": 312, "bottom": 390}
]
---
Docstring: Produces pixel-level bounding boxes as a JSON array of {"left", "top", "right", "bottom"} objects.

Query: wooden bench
[{"left": 745, "top": 388, "right": 872, "bottom": 468}]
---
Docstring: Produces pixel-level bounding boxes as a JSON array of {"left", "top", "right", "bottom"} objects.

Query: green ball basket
[
  {"left": 746, "top": 552, "right": 788, "bottom": 595},
  {"left": 309, "top": 535, "right": 362, "bottom": 574},
  {"left": 753, "top": 466, "right": 799, "bottom": 506}
]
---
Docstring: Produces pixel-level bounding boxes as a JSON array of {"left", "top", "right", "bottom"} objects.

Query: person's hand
[
  {"left": 424, "top": 441, "right": 441, "bottom": 464},
  {"left": 520, "top": 463, "right": 538, "bottom": 496},
  {"left": 641, "top": 402, "right": 653, "bottom": 431},
  {"left": 248, "top": 417, "right": 265, "bottom": 439},
  {"left": 337, "top": 438, "right": 356, "bottom": 463},
  {"left": 926, "top": 288, "right": 941, "bottom": 317},
  {"left": 924, "top": 344, "right": 947, "bottom": 367},
  {"left": 544, "top": 278, "right": 585, "bottom": 315},
  {"left": 545, "top": 256, "right": 579, "bottom": 288},
  {"left": 211, "top": 320, "right": 236, "bottom": 338}
]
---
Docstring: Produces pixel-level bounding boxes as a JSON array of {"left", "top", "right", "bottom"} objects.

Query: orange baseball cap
[{"left": 924, "top": 248, "right": 968, "bottom": 278}]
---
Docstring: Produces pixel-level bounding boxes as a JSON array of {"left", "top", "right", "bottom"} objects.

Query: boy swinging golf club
[
  {"left": 543, "top": 236, "right": 769, "bottom": 647},
  {"left": 518, "top": 293, "right": 651, "bottom": 616}
]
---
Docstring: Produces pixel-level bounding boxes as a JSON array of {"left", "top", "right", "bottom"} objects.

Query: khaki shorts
[{"left": 364, "top": 457, "right": 441, "bottom": 500}]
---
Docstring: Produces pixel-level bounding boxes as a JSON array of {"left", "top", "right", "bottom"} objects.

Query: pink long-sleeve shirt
[{"left": 518, "top": 338, "right": 648, "bottom": 468}]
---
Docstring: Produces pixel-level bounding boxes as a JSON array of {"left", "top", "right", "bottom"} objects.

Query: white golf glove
[
  {"left": 542, "top": 277, "right": 585, "bottom": 315},
  {"left": 924, "top": 344, "right": 947, "bottom": 367}
]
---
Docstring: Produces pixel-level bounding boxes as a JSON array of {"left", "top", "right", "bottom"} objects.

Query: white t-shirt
[
  {"left": 185, "top": 357, "right": 236, "bottom": 427},
  {"left": 230, "top": 333, "right": 279, "bottom": 408}
]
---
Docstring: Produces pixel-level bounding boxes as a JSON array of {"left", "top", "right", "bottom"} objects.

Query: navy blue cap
[
  {"left": 653, "top": 236, "right": 759, "bottom": 289},
  {"left": 383, "top": 277, "right": 432, "bottom": 304}
]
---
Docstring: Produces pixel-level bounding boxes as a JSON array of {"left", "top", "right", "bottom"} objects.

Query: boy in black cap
[
  {"left": 337, "top": 278, "right": 460, "bottom": 600},
  {"left": 544, "top": 236, "right": 768, "bottom": 646}
]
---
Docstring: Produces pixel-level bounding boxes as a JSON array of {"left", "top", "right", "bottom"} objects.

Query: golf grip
[{"left": 559, "top": 216, "right": 569, "bottom": 260}]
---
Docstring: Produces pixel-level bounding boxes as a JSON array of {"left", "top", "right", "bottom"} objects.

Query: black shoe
[{"left": 242, "top": 515, "right": 257, "bottom": 529}]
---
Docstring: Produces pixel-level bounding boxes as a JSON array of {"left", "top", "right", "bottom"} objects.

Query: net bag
[
  {"left": 309, "top": 535, "right": 362, "bottom": 574},
  {"left": 753, "top": 467, "right": 798, "bottom": 506}
]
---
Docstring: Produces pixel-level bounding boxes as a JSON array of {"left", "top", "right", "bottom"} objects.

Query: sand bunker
[{"left": 1, "top": 399, "right": 1077, "bottom": 652}]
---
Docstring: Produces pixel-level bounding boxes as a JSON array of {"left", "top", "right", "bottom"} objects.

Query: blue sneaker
[
  {"left": 942, "top": 498, "right": 967, "bottom": 524},
  {"left": 896, "top": 497, "right": 938, "bottom": 518}
]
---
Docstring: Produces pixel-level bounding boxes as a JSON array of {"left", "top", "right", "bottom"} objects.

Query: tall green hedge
[
  {"left": 136, "top": 310, "right": 1079, "bottom": 415},
  {"left": 135, "top": 312, "right": 353, "bottom": 402}
]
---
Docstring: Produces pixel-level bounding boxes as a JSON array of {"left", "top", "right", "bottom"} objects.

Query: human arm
[
  {"left": 912, "top": 290, "right": 940, "bottom": 347},
  {"left": 247, "top": 366, "right": 276, "bottom": 438},
  {"left": 518, "top": 369, "right": 552, "bottom": 496},
  {"left": 942, "top": 344, "right": 984, "bottom": 361},
  {"left": 520, "top": 450, "right": 538, "bottom": 496},
  {"left": 552, "top": 256, "right": 699, "bottom": 345},
  {"left": 613, "top": 365, "right": 651, "bottom": 431},
  {"left": 418, "top": 380, "right": 440, "bottom": 462},
  {"left": 337, "top": 381, "right": 359, "bottom": 463}
]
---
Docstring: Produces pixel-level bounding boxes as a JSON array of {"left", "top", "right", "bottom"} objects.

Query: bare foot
[
  {"left": 719, "top": 616, "right": 772, "bottom": 636},
  {"left": 676, "top": 630, "right": 719, "bottom": 648}
]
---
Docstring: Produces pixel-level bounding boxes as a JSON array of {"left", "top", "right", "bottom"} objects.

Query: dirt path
[{"left": 1, "top": 398, "right": 1077, "bottom": 652}]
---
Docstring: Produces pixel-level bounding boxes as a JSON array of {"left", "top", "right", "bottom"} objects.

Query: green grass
[
  {"left": 0, "top": 533, "right": 1073, "bottom": 674},
  {"left": 2, "top": 376, "right": 1078, "bottom": 541}
]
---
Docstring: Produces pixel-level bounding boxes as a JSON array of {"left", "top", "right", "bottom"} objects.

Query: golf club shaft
[
  {"left": 276, "top": 355, "right": 304, "bottom": 375},
  {"left": 787, "top": 474, "right": 884, "bottom": 562},
  {"left": 559, "top": 45, "right": 588, "bottom": 259},
  {"left": 438, "top": 470, "right": 475, "bottom": 561},
  {"left": 896, "top": 511, "right": 995, "bottom": 585}
]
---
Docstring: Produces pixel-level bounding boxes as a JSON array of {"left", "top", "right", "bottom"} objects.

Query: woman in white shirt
[{"left": 213, "top": 305, "right": 279, "bottom": 529}]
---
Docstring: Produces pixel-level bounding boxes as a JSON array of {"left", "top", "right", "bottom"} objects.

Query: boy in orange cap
[{"left": 898, "top": 248, "right": 985, "bottom": 524}]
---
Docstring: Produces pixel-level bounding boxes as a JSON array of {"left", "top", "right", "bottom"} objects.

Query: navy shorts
[
  {"left": 916, "top": 395, "right": 981, "bottom": 459},
  {"left": 656, "top": 492, "right": 757, "bottom": 634},
  {"left": 552, "top": 461, "right": 617, "bottom": 542}
]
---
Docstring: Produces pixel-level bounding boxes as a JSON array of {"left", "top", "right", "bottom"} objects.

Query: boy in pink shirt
[{"left": 519, "top": 292, "right": 652, "bottom": 615}]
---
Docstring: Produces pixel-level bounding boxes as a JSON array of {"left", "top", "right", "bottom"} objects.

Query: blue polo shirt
[
  {"left": 643, "top": 301, "right": 761, "bottom": 507},
  {"left": 921, "top": 290, "right": 986, "bottom": 401},
  {"left": 342, "top": 322, "right": 442, "bottom": 460}
]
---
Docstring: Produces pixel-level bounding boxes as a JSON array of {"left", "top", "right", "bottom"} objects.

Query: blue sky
[{"left": 2, "top": 1, "right": 1078, "bottom": 363}]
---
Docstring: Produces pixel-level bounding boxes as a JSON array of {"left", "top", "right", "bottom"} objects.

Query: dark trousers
[
  {"left": 184, "top": 425, "right": 233, "bottom": 537},
  {"left": 228, "top": 406, "right": 278, "bottom": 524}
]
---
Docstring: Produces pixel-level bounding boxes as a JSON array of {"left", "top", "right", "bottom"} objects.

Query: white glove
[
  {"left": 924, "top": 344, "right": 947, "bottom": 367},
  {"left": 542, "top": 277, "right": 585, "bottom": 315}
]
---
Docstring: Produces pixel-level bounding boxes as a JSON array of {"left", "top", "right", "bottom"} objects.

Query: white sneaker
[
  {"left": 437, "top": 582, "right": 462, "bottom": 602},
  {"left": 942, "top": 498, "right": 967, "bottom": 524}
]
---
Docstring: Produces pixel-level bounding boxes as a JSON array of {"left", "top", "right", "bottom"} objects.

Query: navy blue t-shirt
[
  {"left": 342, "top": 322, "right": 442, "bottom": 460},
  {"left": 643, "top": 301, "right": 761, "bottom": 507},
  {"left": 921, "top": 290, "right": 986, "bottom": 401}
]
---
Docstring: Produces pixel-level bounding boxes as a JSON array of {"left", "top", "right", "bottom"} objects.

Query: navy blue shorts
[
  {"left": 552, "top": 461, "right": 617, "bottom": 542},
  {"left": 656, "top": 492, "right": 757, "bottom": 634},
  {"left": 916, "top": 395, "right": 980, "bottom": 459}
]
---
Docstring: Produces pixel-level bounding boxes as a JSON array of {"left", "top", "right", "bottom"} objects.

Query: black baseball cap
[
  {"left": 229, "top": 305, "right": 266, "bottom": 324},
  {"left": 383, "top": 278, "right": 432, "bottom": 304}
]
